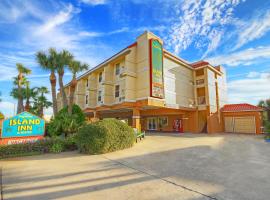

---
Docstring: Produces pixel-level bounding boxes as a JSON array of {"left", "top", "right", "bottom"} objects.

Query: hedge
[
  {"left": 0, "top": 135, "right": 77, "bottom": 159},
  {"left": 76, "top": 118, "right": 135, "bottom": 154}
]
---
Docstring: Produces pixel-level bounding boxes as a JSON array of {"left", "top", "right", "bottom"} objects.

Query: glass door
[{"left": 147, "top": 117, "right": 158, "bottom": 130}]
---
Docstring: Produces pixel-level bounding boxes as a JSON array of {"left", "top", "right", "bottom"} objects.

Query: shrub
[
  {"left": 49, "top": 138, "right": 65, "bottom": 153},
  {"left": 0, "top": 137, "right": 78, "bottom": 159},
  {"left": 64, "top": 134, "right": 78, "bottom": 151},
  {"left": 47, "top": 104, "right": 86, "bottom": 137},
  {"left": 76, "top": 118, "right": 135, "bottom": 154},
  {"left": 0, "top": 139, "right": 52, "bottom": 159}
]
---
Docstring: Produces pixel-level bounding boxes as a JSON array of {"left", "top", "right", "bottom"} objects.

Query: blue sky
[{"left": 0, "top": 0, "right": 270, "bottom": 117}]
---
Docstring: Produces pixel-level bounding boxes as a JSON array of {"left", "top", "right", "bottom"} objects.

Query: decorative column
[{"left": 132, "top": 108, "right": 141, "bottom": 131}]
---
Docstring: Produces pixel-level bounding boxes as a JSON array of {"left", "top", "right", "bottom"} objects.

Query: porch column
[
  {"left": 93, "top": 111, "right": 100, "bottom": 121},
  {"left": 132, "top": 108, "right": 141, "bottom": 131}
]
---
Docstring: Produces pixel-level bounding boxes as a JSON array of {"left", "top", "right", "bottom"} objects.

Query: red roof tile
[
  {"left": 191, "top": 60, "right": 210, "bottom": 68},
  {"left": 222, "top": 103, "right": 263, "bottom": 112}
]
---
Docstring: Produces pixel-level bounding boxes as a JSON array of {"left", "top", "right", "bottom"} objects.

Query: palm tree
[
  {"left": 15, "top": 63, "right": 31, "bottom": 113},
  {"left": 31, "top": 87, "right": 52, "bottom": 117},
  {"left": 24, "top": 81, "right": 38, "bottom": 112},
  {"left": 258, "top": 99, "right": 270, "bottom": 122},
  {"left": 68, "top": 60, "right": 89, "bottom": 114},
  {"left": 56, "top": 49, "right": 73, "bottom": 107},
  {"left": 36, "top": 49, "right": 58, "bottom": 116}
]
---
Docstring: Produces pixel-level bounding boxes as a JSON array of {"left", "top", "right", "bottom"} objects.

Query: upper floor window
[
  {"left": 85, "top": 95, "right": 88, "bottom": 105},
  {"left": 115, "top": 63, "right": 120, "bottom": 75},
  {"left": 86, "top": 79, "right": 89, "bottom": 87},
  {"left": 98, "top": 72, "right": 102, "bottom": 83},
  {"left": 115, "top": 85, "right": 120, "bottom": 98},
  {"left": 98, "top": 90, "right": 102, "bottom": 102}
]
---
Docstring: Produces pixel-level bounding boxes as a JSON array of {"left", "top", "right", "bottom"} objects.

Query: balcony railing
[
  {"left": 196, "top": 79, "right": 205, "bottom": 85},
  {"left": 198, "top": 96, "right": 206, "bottom": 105}
]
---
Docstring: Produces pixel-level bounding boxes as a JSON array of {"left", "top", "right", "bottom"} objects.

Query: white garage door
[
  {"left": 224, "top": 117, "right": 234, "bottom": 132},
  {"left": 224, "top": 116, "right": 256, "bottom": 134}
]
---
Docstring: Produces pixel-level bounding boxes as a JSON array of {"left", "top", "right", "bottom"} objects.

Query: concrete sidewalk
[{"left": 1, "top": 133, "right": 269, "bottom": 200}]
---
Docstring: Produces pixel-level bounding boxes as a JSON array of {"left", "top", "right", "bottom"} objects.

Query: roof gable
[{"left": 222, "top": 103, "right": 263, "bottom": 112}]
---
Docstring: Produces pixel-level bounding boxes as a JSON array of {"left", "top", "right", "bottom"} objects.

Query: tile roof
[
  {"left": 191, "top": 60, "right": 209, "bottom": 68},
  {"left": 222, "top": 103, "right": 263, "bottom": 112}
]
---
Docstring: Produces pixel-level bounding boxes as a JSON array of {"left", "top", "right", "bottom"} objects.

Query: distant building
[{"left": 57, "top": 31, "right": 262, "bottom": 134}]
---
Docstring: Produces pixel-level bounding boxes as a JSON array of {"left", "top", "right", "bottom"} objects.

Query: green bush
[
  {"left": 49, "top": 138, "right": 65, "bottom": 153},
  {"left": 76, "top": 118, "right": 135, "bottom": 154},
  {"left": 0, "top": 139, "right": 52, "bottom": 159},
  {"left": 47, "top": 104, "right": 86, "bottom": 137},
  {"left": 0, "top": 137, "right": 78, "bottom": 159},
  {"left": 64, "top": 134, "right": 78, "bottom": 151}
]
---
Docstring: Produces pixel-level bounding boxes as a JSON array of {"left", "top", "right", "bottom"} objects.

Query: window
[
  {"left": 115, "top": 63, "right": 120, "bottom": 75},
  {"left": 98, "top": 90, "right": 102, "bottom": 102},
  {"left": 85, "top": 95, "right": 88, "bottom": 105},
  {"left": 86, "top": 79, "right": 89, "bottom": 87},
  {"left": 115, "top": 85, "right": 120, "bottom": 98},
  {"left": 98, "top": 72, "right": 102, "bottom": 83},
  {"left": 159, "top": 117, "right": 168, "bottom": 127}
]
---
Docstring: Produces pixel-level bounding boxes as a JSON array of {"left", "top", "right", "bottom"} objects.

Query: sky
[{"left": 0, "top": 0, "right": 270, "bottom": 118}]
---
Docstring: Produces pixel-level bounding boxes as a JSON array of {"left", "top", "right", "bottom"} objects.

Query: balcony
[
  {"left": 196, "top": 79, "right": 205, "bottom": 86},
  {"left": 197, "top": 96, "right": 206, "bottom": 105}
]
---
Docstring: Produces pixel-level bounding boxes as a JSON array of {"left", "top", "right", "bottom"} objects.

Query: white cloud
[
  {"left": 0, "top": 65, "right": 17, "bottom": 81},
  {"left": 246, "top": 71, "right": 260, "bottom": 78},
  {"left": 228, "top": 72, "right": 270, "bottom": 104},
  {"left": 208, "top": 46, "right": 270, "bottom": 66},
  {"left": 36, "top": 4, "right": 79, "bottom": 35},
  {"left": 0, "top": 101, "right": 16, "bottom": 117},
  {"left": 80, "top": 0, "right": 108, "bottom": 6},
  {"left": 78, "top": 26, "right": 165, "bottom": 38},
  {"left": 165, "top": 0, "right": 244, "bottom": 55},
  {"left": 0, "top": 0, "right": 48, "bottom": 23},
  {"left": 234, "top": 11, "right": 270, "bottom": 50}
]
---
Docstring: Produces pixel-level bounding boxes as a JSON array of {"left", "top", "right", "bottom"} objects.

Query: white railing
[
  {"left": 196, "top": 79, "right": 204, "bottom": 85},
  {"left": 198, "top": 96, "right": 206, "bottom": 105}
]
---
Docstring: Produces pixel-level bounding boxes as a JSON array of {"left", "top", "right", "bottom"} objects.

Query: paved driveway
[{"left": 1, "top": 133, "right": 269, "bottom": 200}]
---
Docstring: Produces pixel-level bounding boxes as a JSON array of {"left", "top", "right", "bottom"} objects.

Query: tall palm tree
[
  {"left": 68, "top": 60, "right": 89, "bottom": 114},
  {"left": 36, "top": 49, "right": 58, "bottom": 116},
  {"left": 55, "top": 49, "right": 73, "bottom": 107},
  {"left": 16, "top": 63, "right": 31, "bottom": 113}
]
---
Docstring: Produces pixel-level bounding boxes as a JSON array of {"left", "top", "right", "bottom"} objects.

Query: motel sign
[{"left": 1, "top": 112, "right": 45, "bottom": 145}]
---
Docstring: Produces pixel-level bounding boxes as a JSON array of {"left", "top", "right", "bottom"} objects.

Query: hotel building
[{"left": 57, "top": 31, "right": 262, "bottom": 134}]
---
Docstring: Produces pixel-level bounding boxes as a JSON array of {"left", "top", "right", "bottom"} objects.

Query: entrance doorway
[{"left": 147, "top": 117, "right": 158, "bottom": 130}]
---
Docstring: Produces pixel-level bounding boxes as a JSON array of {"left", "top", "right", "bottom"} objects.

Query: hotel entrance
[
  {"left": 147, "top": 117, "right": 158, "bottom": 130},
  {"left": 146, "top": 117, "right": 169, "bottom": 131}
]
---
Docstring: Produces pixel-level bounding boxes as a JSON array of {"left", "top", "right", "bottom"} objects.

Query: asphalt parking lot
[{"left": 1, "top": 133, "right": 269, "bottom": 200}]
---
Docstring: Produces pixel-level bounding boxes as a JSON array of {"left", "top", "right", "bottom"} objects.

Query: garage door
[
  {"left": 234, "top": 117, "right": 256, "bottom": 134},
  {"left": 224, "top": 116, "right": 256, "bottom": 134},
  {"left": 224, "top": 117, "right": 234, "bottom": 132}
]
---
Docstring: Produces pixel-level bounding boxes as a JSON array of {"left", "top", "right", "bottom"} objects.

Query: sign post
[{"left": 0, "top": 112, "right": 45, "bottom": 145}]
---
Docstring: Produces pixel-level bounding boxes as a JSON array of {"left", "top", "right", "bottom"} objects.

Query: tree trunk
[
  {"left": 25, "top": 98, "right": 30, "bottom": 112},
  {"left": 68, "top": 77, "right": 77, "bottom": 114},
  {"left": 39, "top": 106, "right": 44, "bottom": 118},
  {"left": 50, "top": 71, "right": 58, "bottom": 116},
  {"left": 58, "top": 71, "right": 68, "bottom": 107},
  {"left": 17, "top": 74, "right": 24, "bottom": 114}
]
